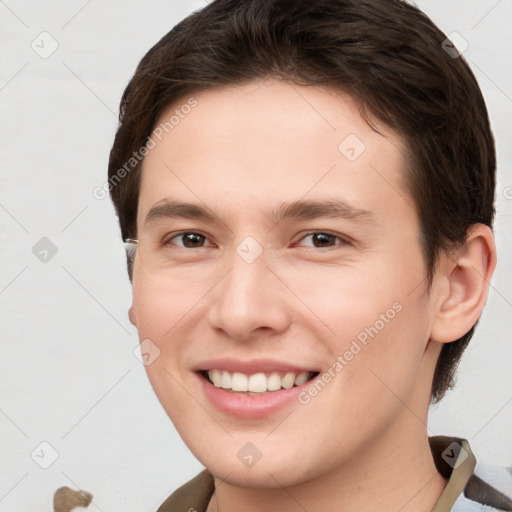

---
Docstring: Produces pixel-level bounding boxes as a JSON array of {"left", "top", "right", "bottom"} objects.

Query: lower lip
[{"left": 196, "top": 372, "right": 317, "bottom": 419}]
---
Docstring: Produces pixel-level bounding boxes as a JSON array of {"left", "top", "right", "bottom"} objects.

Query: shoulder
[
  {"left": 452, "top": 462, "right": 512, "bottom": 511},
  {"left": 430, "top": 436, "right": 512, "bottom": 511}
]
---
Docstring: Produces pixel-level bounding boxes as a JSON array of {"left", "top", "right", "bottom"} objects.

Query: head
[{"left": 108, "top": 0, "right": 496, "bottom": 487}]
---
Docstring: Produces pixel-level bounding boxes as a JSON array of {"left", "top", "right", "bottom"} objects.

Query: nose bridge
[
  {"left": 223, "top": 243, "right": 275, "bottom": 312},
  {"left": 207, "top": 241, "right": 289, "bottom": 339}
]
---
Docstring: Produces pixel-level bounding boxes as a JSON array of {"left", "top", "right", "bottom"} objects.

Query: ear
[
  {"left": 128, "top": 304, "right": 138, "bottom": 327},
  {"left": 430, "top": 224, "right": 497, "bottom": 344}
]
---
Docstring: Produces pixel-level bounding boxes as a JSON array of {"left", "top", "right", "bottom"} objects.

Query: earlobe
[
  {"left": 430, "top": 224, "right": 496, "bottom": 344},
  {"left": 128, "top": 305, "right": 138, "bottom": 327}
]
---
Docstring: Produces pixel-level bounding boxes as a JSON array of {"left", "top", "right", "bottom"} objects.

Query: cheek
[
  {"left": 131, "top": 276, "right": 207, "bottom": 393},
  {"left": 288, "top": 263, "right": 400, "bottom": 338},
  {"left": 299, "top": 261, "right": 430, "bottom": 393},
  {"left": 131, "top": 271, "right": 200, "bottom": 336},
  {"left": 131, "top": 281, "right": 193, "bottom": 415}
]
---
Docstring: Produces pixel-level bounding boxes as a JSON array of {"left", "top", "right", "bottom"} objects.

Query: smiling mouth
[{"left": 200, "top": 369, "right": 320, "bottom": 395}]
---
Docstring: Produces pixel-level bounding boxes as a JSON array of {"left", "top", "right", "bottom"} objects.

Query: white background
[{"left": 1, "top": 1, "right": 511, "bottom": 510}]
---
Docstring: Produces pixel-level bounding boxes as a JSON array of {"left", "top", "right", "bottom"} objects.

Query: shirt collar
[
  {"left": 429, "top": 436, "right": 476, "bottom": 512},
  {"left": 157, "top": 435, "right": 477, "bottom": 512}
]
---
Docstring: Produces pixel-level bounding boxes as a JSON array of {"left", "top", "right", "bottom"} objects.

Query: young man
[{"left": 107, "top": 0, "right": 511, "bottom": 510}]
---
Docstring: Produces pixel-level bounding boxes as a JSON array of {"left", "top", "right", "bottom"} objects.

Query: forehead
[{"left": 137, "top": 79, "right": 413, "bottom": 228}]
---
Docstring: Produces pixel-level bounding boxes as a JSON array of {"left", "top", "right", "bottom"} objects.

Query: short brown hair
[{"left": 108, "top": 0, "right": 496, "bottom": 402}]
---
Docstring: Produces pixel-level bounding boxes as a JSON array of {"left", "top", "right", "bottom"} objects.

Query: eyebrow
[
  {"left": 270, "top": 198, "right": 374, "bottom": 224},
  {"left": 145, "top": 200, "right": 217, "bottom": 225},
  {"left": 144, "top": 198, "right": 375, "bottom": 227}
]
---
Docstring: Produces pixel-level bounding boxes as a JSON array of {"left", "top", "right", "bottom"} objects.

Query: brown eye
[
  {"left": 166, "top": 232, "right": 210, "bottom": 248},
  {"left": 297, "top": 232, "right": 346, "bottom": 248},
  {"left": 311, "top": 233, "right": 337, "bottom": 247}
]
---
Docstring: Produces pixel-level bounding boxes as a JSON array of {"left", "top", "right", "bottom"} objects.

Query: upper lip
[{"left": 193, "top": 358, "right": 320, "bottom": 375}]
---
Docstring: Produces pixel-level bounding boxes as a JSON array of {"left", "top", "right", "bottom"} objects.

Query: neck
[{"left": 206, "top": 419, "right": 447, "bottom": 512}]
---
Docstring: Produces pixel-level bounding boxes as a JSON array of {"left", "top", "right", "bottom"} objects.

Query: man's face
[{"left": 130, "top": 80, "right": 441, "bottom": 487}]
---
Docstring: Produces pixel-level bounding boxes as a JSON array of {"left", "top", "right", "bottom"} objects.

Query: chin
[
  {"left": 190, "top": 438, "right": 325, "bottom": 489},
  {"left": 209, "top": 461, "right": 310, "bottom": 489}
]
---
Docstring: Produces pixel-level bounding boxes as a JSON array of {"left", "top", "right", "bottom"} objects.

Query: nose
[{"left": 206, "top": 250, "right": 291, "bottom": 341}]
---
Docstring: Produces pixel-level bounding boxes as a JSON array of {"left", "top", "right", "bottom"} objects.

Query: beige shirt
[{"left": 157, "top": 436, "right": 512, "bottom": 512}]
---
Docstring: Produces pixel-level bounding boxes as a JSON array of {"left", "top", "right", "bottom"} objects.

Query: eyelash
[{"left": 162, "top": 231, "right": 351, "bottom": 250}]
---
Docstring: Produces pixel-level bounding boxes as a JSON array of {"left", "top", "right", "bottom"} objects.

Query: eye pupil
[
  {"left": 183, "top": 233, "right": 205, "bottom": 247},
  {"left": 313, "top": 233, "right": 335, "bottom": 247}
]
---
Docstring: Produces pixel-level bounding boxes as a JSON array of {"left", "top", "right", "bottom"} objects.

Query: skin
[{"left": 128, "top": 79, "right": 496, "bottom": 512}]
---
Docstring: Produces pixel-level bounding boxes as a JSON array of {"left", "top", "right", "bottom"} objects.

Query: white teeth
[
  {"left": 210, "top": 369, "right": 222, "bottom": 387},
  {"left": 248, "top": 373, "right": 267, "bottom": 392},
  {"left": 267, "top": 372, "right": 282, "bottom": 391},
  {"left": 294, "top": 371, "right": 309, "bottom": 386},
  {"left": 231, "top": 372, "right": 248, "bottom": 391},
  {"left": 281, "top": 372, "right": 295, "bottom": 389},
  {"left": 221, "top": 370, "right": 230, "bottom": 389},
  {"left": 207, "top": 369, "right": 314, "bottom": 393}
]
